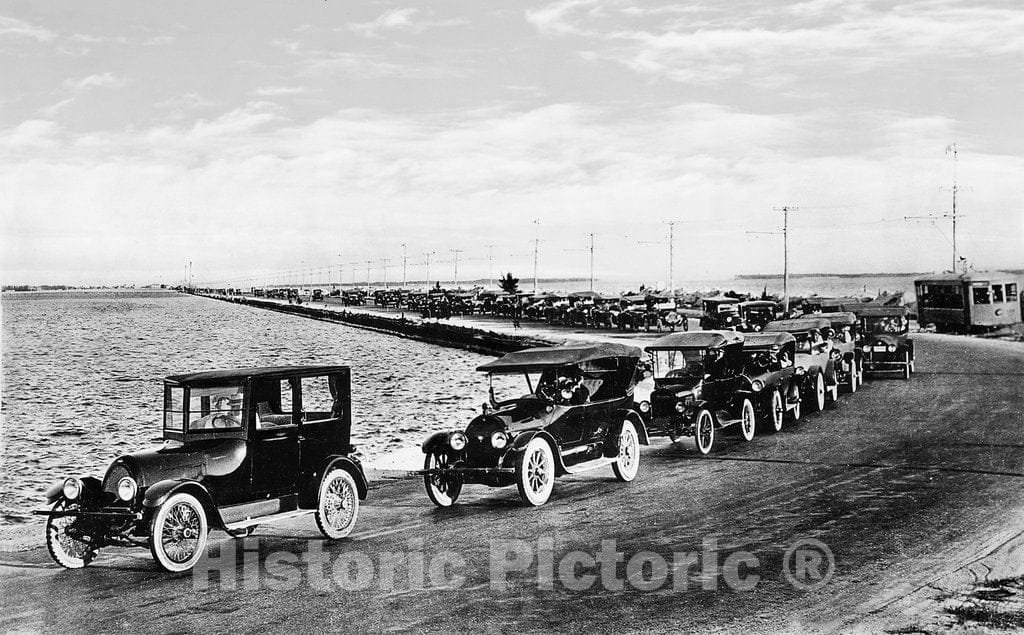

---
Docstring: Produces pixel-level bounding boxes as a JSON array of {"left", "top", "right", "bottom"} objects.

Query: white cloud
[
  {"left": 0, "top": 15, "right": 56, "bottom": 41},
  {"left": 348, "top": 8, "right": 468, "bottom": 38},
  {"left": 254, "top": 86, "right": 308, "bottom": 97},
  {"left": 62, "top": 72, "right": 126, "bottom": 91},
  {"left": 38, "top": 98, "right": 74, "bottom": 118}
]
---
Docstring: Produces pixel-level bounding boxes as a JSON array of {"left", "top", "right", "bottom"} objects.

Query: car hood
[
  {"left": 471, "top": 399, "right": 559, "bottom": 433},
  {"left": 654, "top": 375, "right": 703, "bottom": 392},
  {"left": 114, "top": 438, "right": 247, "bottom": 488}
]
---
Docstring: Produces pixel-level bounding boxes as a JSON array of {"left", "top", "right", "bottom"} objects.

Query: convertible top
[
  {"left": 741, "top": 332, "right": 796, "bottom": 350},
  {"left": 646, "top": 330, "right": 744, "bottom": 350},
  {"left": 739, "top": 300, "right": 777, "bottom": 308},
  {"left": 825, "top": 311, "right": 858, "bottom": 327},
  {"left": 856, "top": 306, "right": 911, "bottom": 318},
  {"left": 165, "top": 365, "right": 350, "bottom": 386},
  {"left": 476, "top": 342, "right": 642, "bottom": 372},
  {"left": 763, "top": 317, "right": 831, "bottom": 333}
]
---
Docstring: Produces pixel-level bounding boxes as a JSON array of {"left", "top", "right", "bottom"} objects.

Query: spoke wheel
[
  {"left": 46, "top": 499, "right": 97, "bottom": 569},
  {"left": 694, "top": 409, "right": 715, "bottom": 455},
  {"left": 767, "top": 389, "right": 785, "bottom": 433},
  {"left": 847, "top": 365, "right": 858, "bottom": 393},
  {"left": 738, "top": 399, "right": 756, "bottom": 442},
  {"left": 150, "top": 492, "right": 208, "bottom": 572},
  {"left": 611, "top": 420, "right": 641, "bottom": 482},
  {"left": 516, "top": 438, "right": 555, "bottom": 506},
  {"left": 424, "top": 451, "right": 463, "bottom": 507},
  {"left": 316, "top": 469, "right": 360, "bottom": 539},
  {"left": 810, "top": 374, "right": 826, "bottom": 412},
  {"left": 903, "top": 352, "right": 912, "bottom": 380}
]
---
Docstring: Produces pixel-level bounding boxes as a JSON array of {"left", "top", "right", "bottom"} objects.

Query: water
[{"left": 0, "top": 291, "right": 489, "bottom": 532}]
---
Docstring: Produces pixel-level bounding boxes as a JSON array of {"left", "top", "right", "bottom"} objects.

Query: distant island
[{"left": 737, "top": 272, "right": 929, "bottom": 280}]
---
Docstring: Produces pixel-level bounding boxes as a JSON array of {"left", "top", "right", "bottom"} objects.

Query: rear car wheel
[
  {"left": 694, "top": 409, "right": 715, "bottom": 455},
  {"left": 424, "top": 451, "right": 463, "bottom": 507},
  {"left": 738, "top": 399, "right": 756, "bottom": 442},
  {"left": 903, "top": 352, "right": 912, "bottom": 380},
  {"left": 150, "top": 492, "right": 208, "bottom": 572},
  {"left": 847, "top": 365, "right": 858, "bottom": 393},
  {"left": 46, "top": 500, "right": 97, "bottom": 569},
  {"left": 611, "top": 420, "right": 640, "bottom": 482},
  {"left": 316, "top": 469, "right": 360, "bottom": 539},
  {"left": 516, "top": 438, "right": 555, "bottom": 506}
]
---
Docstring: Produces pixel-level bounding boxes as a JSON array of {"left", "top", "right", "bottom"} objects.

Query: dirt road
[{"left": 2, "top": 334, "right": 1022, "bottom": 633}]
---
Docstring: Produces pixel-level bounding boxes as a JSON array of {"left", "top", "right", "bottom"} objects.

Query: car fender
[
  {"left": 45, "top": 476, "right": 103, "bottom": 505},
  {"left": 503, "top": 430, "right": 568, "bottom": 476},
  {"left": 604, "top": 411, "right": 650, "bottom": 457},
  {"left": 421, "top": 432, "right": 452, "bottom": 454},
  {"left": 143, "top": 479, "right": 224, "bottom": 529},
  {"left": 322, "top": 455, "right": 368, "bottom": 500}
]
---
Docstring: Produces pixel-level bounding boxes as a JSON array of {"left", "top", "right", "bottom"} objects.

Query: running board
[
  {"left": 223, "top": 509, "right": 312, "bottom": 531},
  {"left": 563, "top": 457, "right": 615, "bottom": 475}
]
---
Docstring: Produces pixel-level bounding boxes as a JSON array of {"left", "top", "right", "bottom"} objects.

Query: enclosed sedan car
[
  {"left": 37, "top": 366, "right": 368, "bottom": 572},
  {"left": 419, "top": 343, "right": 648, "bottom": 507}
]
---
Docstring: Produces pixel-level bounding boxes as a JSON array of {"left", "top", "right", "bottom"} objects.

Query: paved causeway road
[{"left": 2, "top": 334, "right": 1023, "bottom": 633}]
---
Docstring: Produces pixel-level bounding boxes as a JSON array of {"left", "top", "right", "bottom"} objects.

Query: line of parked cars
[{"left": 36, "top": 301, "right": 915, "bottom": 572}]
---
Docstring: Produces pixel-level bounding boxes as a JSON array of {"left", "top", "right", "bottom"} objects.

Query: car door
[{"left": 250, "top": 378, "right": 300, "bottom": 497}]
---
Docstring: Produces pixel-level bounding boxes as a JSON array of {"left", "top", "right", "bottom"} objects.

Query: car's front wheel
[
  {"left": 516, "top": 437, "right": 555, "bottom": 506},
  {"left": 809, "top": 373, "right": 826, "bottom": 412},
  {"left": 903, "top": 352, "right": 912, "bottom": 380},
  {"left": 737, "top": 399, "right": 756, "bottom": 442},
  {"left": 316, "top": 469, "right": 360, "bottom": 539},
  {"left": 150, "top": 492, "right": 208, "bottom": 572},
  {"left": 694, "top": 409, "right": 715, "bottom": 455},
  {"left": 846, "top": 364, "right": 858, "bottom": 393},
  {"left": 46, "top": 499, "right": 97, "bottom": 569},
  {"left": 424, "top": 451, "right": 463, "bottom": 507},
  {"left": 765, "top": 389, "right": 785, "bottom": 433},
  {"left": 611, "top": 420, "right": 640, "bottom": 482}
]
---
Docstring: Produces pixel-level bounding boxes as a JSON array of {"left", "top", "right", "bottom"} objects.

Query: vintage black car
[
  {"left": 739, "top": 332, "right": 802, "bottom": 432},
  {"left": 419, "top": 343, "right": 647, "bottom": 507},
  {"left": 37, "top": 366, "right": 368, "bottom": 572},
  {"left": 737, "top": 300, "right": 778, "bottom": 332},
  {"left": 824, "top": 311, "right": 863, "bottom": 392},
  {"left": 645, "top": 331, "right": 757, "bottom": 455},
  {"left": 763, "top": 317, "right": 839, "bottom": 412},
  {"left": 699, "top": 297, "right": 742, "bottom": 330},
  {"left": 856, "top": 306, "right": 915, "bottom": 379}
]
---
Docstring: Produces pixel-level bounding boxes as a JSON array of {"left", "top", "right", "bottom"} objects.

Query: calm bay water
[{"left": 0, "top": 291, "right": 488, "bottom": 531}]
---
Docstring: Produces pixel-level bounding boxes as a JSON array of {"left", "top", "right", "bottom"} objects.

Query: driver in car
[{"left": 193, "top": 394, "right": 242, "bottom": 430}]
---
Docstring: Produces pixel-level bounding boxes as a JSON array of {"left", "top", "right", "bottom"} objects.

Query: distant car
[
  {"left": 763, "top": 317, "right": 839, "bottom": 412},
  {"left": 738, "top": 332, "right": 802, "bottom": 432},
  {"left": 737, "top": 301, "right": 778, "bottom": 332},
  {"left": 311, "top": 289, "right": 324, "bottom": 302},
  {"left": 418, "top": 343, "right": 648, "bottom": 507},
  {"left": 645, "top": 331, "right": 756, "bottom": 455},
  {"left": 36, "top": 366, "right": 367, "bottom": 572},
  {"left": 856, "top": 306, "right": 915, "bottom": 379},
  {"left": 699, "top": 297, "right": 742, "bottom": 330},
  {"left": 824, "top": 311, "right": 864, "bottom": 392}
]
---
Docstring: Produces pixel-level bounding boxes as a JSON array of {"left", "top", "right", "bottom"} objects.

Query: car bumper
[{"left": 34, "top": 508, "right": 142, "bottom": 520}]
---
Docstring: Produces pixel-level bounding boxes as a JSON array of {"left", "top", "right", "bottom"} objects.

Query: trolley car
[{"left": 914, "top": 272, "right": 1021, "bottom": 333}]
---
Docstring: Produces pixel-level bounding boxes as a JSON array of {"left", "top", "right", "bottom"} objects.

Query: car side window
[{"left": 301, "top": 376, "right": 337, "bottom": 422}]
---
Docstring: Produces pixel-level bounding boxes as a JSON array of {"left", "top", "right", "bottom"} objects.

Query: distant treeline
[{"left": 736, "top": 273, "right": 929, "bottom": 280}]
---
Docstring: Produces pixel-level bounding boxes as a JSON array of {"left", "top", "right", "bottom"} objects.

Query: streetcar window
[
  {"left": 1007, "top": 284, "right": 1019, "bottom": 301},
  {"left": 973, "top": 287, "right": 991, "bottom": 305},
  {"left": 992, "top": 285, "right": 1004, "bottom": 303}
]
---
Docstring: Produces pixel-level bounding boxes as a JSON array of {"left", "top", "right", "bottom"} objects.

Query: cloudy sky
[{"left": 1, "top": 0, "right": 1022, "bottom": 287}]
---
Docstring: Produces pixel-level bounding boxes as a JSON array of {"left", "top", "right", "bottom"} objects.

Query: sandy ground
[{"left": 2, "top": 305, "right": 1023, "bottom": 633}]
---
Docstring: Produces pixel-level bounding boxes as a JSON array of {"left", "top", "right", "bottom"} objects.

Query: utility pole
[
  {"left": 365, "top": 260, "right": 371, "bottom": 288},
  {"left": 450, "top": 249, "right": 463, "bottom": 288},
  {"left": 904, "top": 142, "right": 967, "bottom": 273},
  {"left": 532, "top": 219, "right": 540, "bottom": 295},
  {"left": 485, "top": 244, "right": 494, "bottom": 288},
  {"left": 401, "top": 243, "right": 408, "bottom": 288},
  {"left": 638, "top": 222, "right": 678, "bottom": 294},
  {"left": 775, "top": 206, "right": 798, "bottom": 314},
  {"left": 381, "top": 258, "right": 390, "bottom": 289},
  {"left": 564, "top": 233, "right": 597, "bottom": 292}
]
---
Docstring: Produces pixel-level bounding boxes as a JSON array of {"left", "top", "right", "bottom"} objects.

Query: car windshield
[
  {"left": 186, "top": 385, "right": 245, "bottom": 432},
  {"left": 863, "top": 316, "right": 908, "bottom": 335},
  {"left": 651, "top": 349, "right": 707, "bottom": 379},
  {"left": 744, "top": 307, "right": 773, "bottom": 319}
]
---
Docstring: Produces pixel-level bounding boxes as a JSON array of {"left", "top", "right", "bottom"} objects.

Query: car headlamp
[
  {"left": 449, "top": 432, "right": 468, "bottom": 451},
  {"left": 638, "top": 400, "right": 651, "bottom": 413},
  {"left": 62, "top": 477, "right": 82, "bottom": 501},
  {"left": 751, "top": 379, "right": 764, "bottom": 392},
  {"left": 116, "top": 476, "right": 138, "bottom": 502},
  {"left": 674, "top": 401, "right": 686, "bottom": 413},
  {"left": 490, "top": 431, "right": 509, "bottom": 449},
  {"left": 862, "top": 345, "right": 871, "bottom": 353},
  {"left": 887, "top": 344, "right": 897, "bottom": 353}
]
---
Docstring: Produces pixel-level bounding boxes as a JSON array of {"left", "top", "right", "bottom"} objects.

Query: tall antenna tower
[{"left": 904, "top": 142, "right": 967, "bottom": 273}]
